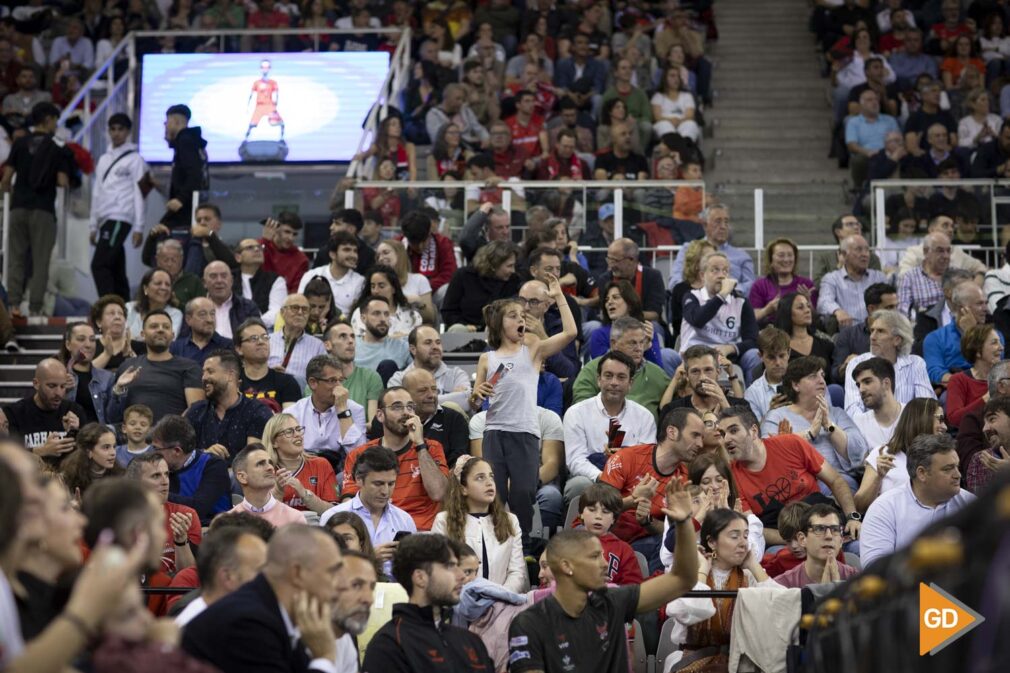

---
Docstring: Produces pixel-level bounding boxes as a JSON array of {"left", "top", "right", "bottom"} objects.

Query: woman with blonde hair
[
  {"left": 670, "top": 239, "right": 716, "bottom": 340},
  {"left": 262, "top": 413, "right": 338, "bottom": 515},
  {"left": 431, "top": 455, "right": 527, "bottom": 592}
]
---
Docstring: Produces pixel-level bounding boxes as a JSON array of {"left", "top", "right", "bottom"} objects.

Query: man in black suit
[{"left": 182, "top": 524, "right": 346, "bottom": 673}]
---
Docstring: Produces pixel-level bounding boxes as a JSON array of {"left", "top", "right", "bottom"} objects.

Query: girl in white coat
[{"left": 432, "top": 456, "right": 529, "bottom": 593}]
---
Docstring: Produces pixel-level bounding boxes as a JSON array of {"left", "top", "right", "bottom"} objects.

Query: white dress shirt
[
  {"left": 214, "top": 295, "right": 234, "bottom": 339},
  {"left": 562, "top": 394, "right": 657, "bottom": 481},
  {"left": 287, "top": 395, "right": 366, "bottom": 454},
  {"left": 267, "top": 330, "right": 327, "bottom": 388},
  {"left": 843, "top": 353, "right": 935, "bottom": 416}
]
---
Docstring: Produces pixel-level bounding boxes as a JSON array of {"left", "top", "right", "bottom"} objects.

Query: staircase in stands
[
  {"left": 0, "top": 323, "right": 72, "bottom": 405},
  {"left": 705, "top": 0, "right": 848, "bottom": 255}
]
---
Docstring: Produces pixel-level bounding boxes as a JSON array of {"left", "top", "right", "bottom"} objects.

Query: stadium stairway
[
  {"left": 706, "top": 0, "right": 848, "bottom": 252},
  {"left": 0, "top": 322, "right": 76, "bottom": 405}
]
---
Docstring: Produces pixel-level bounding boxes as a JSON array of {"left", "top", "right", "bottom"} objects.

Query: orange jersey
[
  {"left": 342, "top": 438, "right": 449, "bottom": 531},
  {"left": 600, "top": 443, "right": 688, "bottom": 543},
  {"left": 282, "top": 455, "right": 338, "bottom": 510},
  {"left": 673, "top": 186, "right": 704, "bottom": 222},
  {"left": 252, "top": 78, "right": 278, "bottom": 107}
]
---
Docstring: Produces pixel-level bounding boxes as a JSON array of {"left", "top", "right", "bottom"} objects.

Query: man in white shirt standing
[
  {"left": 851, "top": 357, "right": 904, "bottom": 450},
  {"left": 562, "top": 351, "right": 657, "bottom": 504},
  {"left": 90, "top": 112, "right": 148, "bottom": 300},
  {"left": 298, "top": 230, "right": 364, "bottom": 315}
]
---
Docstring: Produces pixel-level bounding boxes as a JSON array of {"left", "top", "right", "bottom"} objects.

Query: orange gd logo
[{"left": 919, "top": 583, "right": 985, "bottom": 656}]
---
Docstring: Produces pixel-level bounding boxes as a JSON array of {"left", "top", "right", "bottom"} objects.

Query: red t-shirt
[
  {"left": 599, "top": 443, "right": 689, "bottom": 543},
  {"left": 731, "top": 434, "right": 825, "bottom": 517},
  {"left": 260, "top": 237, "right": 309, "bottom": 293},
  {"left": 161, "top": 502, "right": 201, "bottom": 576},
  {"left": 282, "top": 455, "right": 338, "bottom": 510},
  {"left": 505, "top": 114, "right": 545, "bottom": 160},
  {"left": 342, "top": 438, "right": 449, "bottom": 531},
  {"left": 165, "top": 565, "right": 200, "bottom": 611},
  {"left": 492, "top": 148, "right": 525, "bottom": 178},
  {"left": 599, "top": 532, "right": 644, "bottom": 585}
]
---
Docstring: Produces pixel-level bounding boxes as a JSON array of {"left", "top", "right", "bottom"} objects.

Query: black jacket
[
  {"left": 361, "top": 603, "right": 494, "bottom": 673},
  {"left": 912, "top": 300, "right": 945, "bottom": 356},
  {"left": 164, "top": 126, "right": 209, "bottom": 231},
  {"left": 440, "top": 267, "right": 521, "bottom": 329},
  {"left": 183, "top": 574, "right": 324, "bottom": 673},
  {"left": 234, "top": 267, "right": 282, "bottom": 315}
]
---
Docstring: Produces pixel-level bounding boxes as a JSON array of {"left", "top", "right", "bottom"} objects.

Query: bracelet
[
  {"left": 61, "top": 611, "right": 96, "bottom": 641},
  {"left": 174, "top": 538, "right": 188, "bottom": 546}
]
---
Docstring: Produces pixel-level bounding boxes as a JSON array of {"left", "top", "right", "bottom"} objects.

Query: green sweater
[
  {"left": 601, "top": 86, "right": 653, "bottom": 123},
  {"left": 572, "top": 356, "right": 670, "bottom": 421}
]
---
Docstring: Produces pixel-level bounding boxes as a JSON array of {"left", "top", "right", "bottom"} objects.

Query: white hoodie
[{"left": 89, "top": 141, "right": 148, "bottom": 233}]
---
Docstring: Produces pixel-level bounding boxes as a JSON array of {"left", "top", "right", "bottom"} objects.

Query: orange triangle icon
[{"left": 919, "top": 582, "right": 985, "bottom": 656}]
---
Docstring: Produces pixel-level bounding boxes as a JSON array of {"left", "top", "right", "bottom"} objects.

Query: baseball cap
[{"left": 598, "top": 204, "right": 615, "bottom": 221}]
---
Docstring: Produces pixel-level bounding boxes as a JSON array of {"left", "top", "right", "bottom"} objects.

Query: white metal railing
[{"left": 2, "top": 193, "right": 9, "bottom": 290}]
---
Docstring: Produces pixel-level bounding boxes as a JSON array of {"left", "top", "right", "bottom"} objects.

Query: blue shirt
[
  {"left": 861, "top": 482, "right": 975, "bottom": 568},
  {"left": 845, "top": 114, "right": 901, "bottom": 152},
  {"left": 888, "top": 52, "right": 939, "bottom": 85},
  {"left": 320, "top": 494, "right": 416, "bottom": 575},
  {"left": 183, "top": 394, "right": 273, "bottom": 464},
  {"left": 169, "top": 332, "right": 234, "bottom": 366},
  {"left": 922, "top": 321, "right": 1004, "bottom": 384},
  {"left": 670, "top": 241, "right": 755, "bottom": 295},
  {"left": 353, "top": 337, "right": 412, "bottom": 370}
]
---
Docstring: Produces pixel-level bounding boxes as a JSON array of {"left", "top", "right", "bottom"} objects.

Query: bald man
[
  {"left": 507, "top": 487, "right": 697, "bottom": 673},
  {"left": 170, "top": 296, "right": 234, "bottom": 365},
  {"left": 599, "top": 237, "right": 666, "bottom": 322},
  {"left": 183, "top": 524, "right": 347, "bottom": 673},
  {"left": 1, "top": 358, "right": 86, "bottom": 462},
  {"left": 192, "top": 260, "right": 261, "bottom": 341},
  {"left": 519, "top": 277, "right": 579, "bottom": 379},
  {"left": 369, "top": 368, "right": 470, "bottom": 466}
]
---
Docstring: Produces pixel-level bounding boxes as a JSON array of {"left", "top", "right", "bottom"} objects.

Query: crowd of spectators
[{"left": 1, "top": 2, "right": 1008, "bottom": 673}]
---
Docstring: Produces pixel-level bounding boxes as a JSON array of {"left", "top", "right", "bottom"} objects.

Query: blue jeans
[
  {"left": 536, "top": 483, "right": 563, "bottom": 530},
  {"left": 739, "top": 348, "right": 761, "bottom": 387}
]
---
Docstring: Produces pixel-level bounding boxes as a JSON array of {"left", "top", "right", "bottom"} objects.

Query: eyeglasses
[
  {"left": 385, "top": 402, "right": 416, "bottom": 413},
  {"left": 284, "top": 305, "right": 310, "bottom": 314},
  {"left": 808, "top": 524, "right": 843, "bottom": 536},
  {"left": 313, "top": 376, "right": 345, "bottom": 386},
  {"left": 519, "top": 297, "right": 543, "bottom": 308},
  {"left": 152, "top": 443, "right": 181, "bottom": 452},
  {"left": 273, "top": 425, "right": 305, "bottom": 440},
  {"left": 239, "top": 243, "right": 265, "bottom": 252},
  {"left": 242, "top": 334, "right": 270, "bottom": 343}
]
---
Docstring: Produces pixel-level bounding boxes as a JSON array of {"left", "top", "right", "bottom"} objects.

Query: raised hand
[
  {"left": 115, "top": 366, "right": 142, "bottom": 390},
  {"left": 631, "top": 474, "right": 659, "bottom": 501},
  {"left": 62, "top": 411, "right": 80, "bottom": 433},
  {"left": 169, "top": 511, "right": 192, "bottom": 545},
  {"left": 661, "top": 480, "right": 693, "bottom": 523}
]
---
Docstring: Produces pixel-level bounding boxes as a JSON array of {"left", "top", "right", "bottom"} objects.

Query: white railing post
[
  {"left": 614, "top": 188, "right": 624, "bottom": 239},
  {"left": 191, "top": 189, "right": 200, "bottom": 228},
  {"left": 874, "top": 187, "right": 886, "bottom": 250},
  {"left": 344, "top": 190, "right": 355, "bottom": 209},
  {"left": 753, "top": 188, "right": 764, "bottom": 252},
  {"left": 55, "top": 187, "right": 68, "bottom": 260},
  {"left": 502, "top": 189, "right": 512, "bottom": 218},
  {"left": 127, "top": 36, "right": 136, "bottom": 115},
  {"left": 2, "top": 193, "right": 9, "bottom": 289}
]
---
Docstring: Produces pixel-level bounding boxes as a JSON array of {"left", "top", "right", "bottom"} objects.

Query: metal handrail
[
  {"left": 56, "top": 35, "right": 133, "bottom": 129},
  {"left": 131, "top": 27, "right": 400, "bottom": 38}
]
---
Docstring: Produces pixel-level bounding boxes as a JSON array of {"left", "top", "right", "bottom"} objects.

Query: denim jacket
[{"left": 67, "top": 365, "right": 114, "bottom": 426}]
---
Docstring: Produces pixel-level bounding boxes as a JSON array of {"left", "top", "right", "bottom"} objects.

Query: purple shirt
[
  {"left": 749, "top": 275, "right": 818, "bottom": 314},
  {"left": 774, "top": 560, "right": 858, "bottom": 588}
]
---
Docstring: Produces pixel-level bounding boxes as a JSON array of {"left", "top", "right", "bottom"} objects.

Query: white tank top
[
  {"left": 485, "top": 345, "right": 541, "bottom": 437},
  {"left": 679, "top": 286, "right": 745, "bottom": 351}
]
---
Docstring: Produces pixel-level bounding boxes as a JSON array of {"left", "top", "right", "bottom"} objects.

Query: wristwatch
[
  {"left": 416, "top": 442, "right": 429, "bottom": 453},
  {"left": 336, "top": 409, "right": 353, "bottom": 419},
  {"left": 848, "top": 512, "right": 862, "bottom": 522},
  {"left": 826, "top": 424, "right": 837, "bottom": 433}
]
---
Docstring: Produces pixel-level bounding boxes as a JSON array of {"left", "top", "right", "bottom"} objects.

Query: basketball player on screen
[{"left": 245, "top": 59, "right": 285, "bottom": 141}]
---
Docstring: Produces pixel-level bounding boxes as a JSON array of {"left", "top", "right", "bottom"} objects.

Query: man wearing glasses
[
  {"left": 267, "top": 294, "right": 326, "bottom": 387},
  {"left": 170, "top": 297, "right": 233, "bottom": 366},
  {"left": 233, "top": 237, "right": 286, "bottom": 328},
  {"left": 287, "top": 354, "right": 366, "bottom": 458},
  {"left": 519, "top": 279, "right": 578, "bottom": 379},
  {"left": 150, "top": 413, "right": 231, "bottom": 525},
  {"left": 598, "top": 238, "right": 665, "bottom": 323},
  {"left": 236, "top": 318, "right": 301, "bottom": 412},
  {"left": 340, "top": 387, "right": 449, "bottom": 531},
  {"left": 774, "top": 504, "right": 858, "bottom": 587}
]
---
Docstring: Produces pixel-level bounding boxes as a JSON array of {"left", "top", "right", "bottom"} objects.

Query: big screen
[{"left": 139, "top": 52, "right": 389, "bottom": 163}]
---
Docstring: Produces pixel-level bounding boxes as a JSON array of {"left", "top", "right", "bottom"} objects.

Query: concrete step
[
  {"left": 0, "top": 351, "right": 59, "bottom": 366},
  {"left": 0, "top": 383, "right": 33, "bottom": 399},
  {"left": 14, "top": 334, "right": 62, "bottom": 351}
]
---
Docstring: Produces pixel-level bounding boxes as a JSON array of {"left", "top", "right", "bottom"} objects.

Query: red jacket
[
  {"left": 407, "top": 232, "right": 457, "bottom": 291},
  {"left": 260, "top": 237, "right": 309, "bottom": 293},
  {"left": 599, "top": 532, "right": 644, "bottom": 585}
]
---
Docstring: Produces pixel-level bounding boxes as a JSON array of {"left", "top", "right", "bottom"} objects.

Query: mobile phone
[
  {"left": 488, "top": 363, "right": 507, "bottom": 387},
  {"left": 393, "top": 530, "right": 412, "bottom": 542}
]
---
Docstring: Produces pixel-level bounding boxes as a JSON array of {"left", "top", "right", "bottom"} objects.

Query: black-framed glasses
[
  {"left": 242, "top": 334, "right": 270, "bottom": 343},
  {"left": 285, "top": 305, "right": 310, "bottom": 314},
  {"left": 273, "top": 426, "right": 305, "bottom": 440},
  {"left": 808, "top": 524, "right": 842, "bottom": 536}
]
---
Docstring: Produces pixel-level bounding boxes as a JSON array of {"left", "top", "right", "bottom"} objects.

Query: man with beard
[
  {"left": 363, "top": 534, "right": 494, "bottom": 673},
  {"left": 385, "top": 369, "right": 469, "bottom": 467},
  {"left": 850, "top": 357, "right": 903, "bottom": 450},
  {"left": 353, "top": 296, "right": 411, "bottom": 378},
  {"left": 234, "top": 237, "right": 286, "bottom": 328},
  {"left": 660, "top": 345, "right": 747, "bottom": 419},
  {"left": 170, "top": 297, "right": 234, "bottom": 366},
  {"left": 324, "top": 321, "right": 382, "bottom": 420},
  {"left": 184, "top": 350, "right": 272, "bottom": 464},
  {"left": 332, "top": 550, "right": 377, "bottom": 672},
  {"left": 973, "top": 397, "right": 1010, "bottom": 493},
  {"left": 237, "top": 318, "right": 301, "bottom": 411},
  {"left": 598, "top": 407, "right": 705, "bottom": 573},
  {"left": 229, "top": 444, "right": 304, "bottom": 527},
  {"left": 718, "top": 406, "right": 861, "bottom": 547},
  {"left": 298, "top": 231, "right": 364, "bottom": 316},
  {"left": 287, "top": 355, "right": 367, "bottom": 455},
  {"left": 1, "top": 358, "right": 85, "bottom": 462},
  {"left": 107, "top": 310, "right": 204, "bottom": 423},
  {"left": 159, "top": 104, "right": 208, "bottom": 238},
  {"left": 268, "top": 294, "right": 326, "bottom": 388},
  {"left": 774, "top": 504, "right": 859, "bottom": 588},
  {"left": 341, "top": 387, "right": 448, "bottom": 531},
  {"left": 387, "top": 325, "right": 471, "bottom": 409}
]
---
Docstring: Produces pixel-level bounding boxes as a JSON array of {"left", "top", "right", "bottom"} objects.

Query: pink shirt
[
  {"left": 229, "top": 495, "right": 306, "bottom": 527},
  {"left": 774, "top": 560, "right": 858, "bottom": 588}
]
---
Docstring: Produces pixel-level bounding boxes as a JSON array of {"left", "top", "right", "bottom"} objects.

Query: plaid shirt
[{"left": 898, "top": 266, "right": 943, "bottom": 317}]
